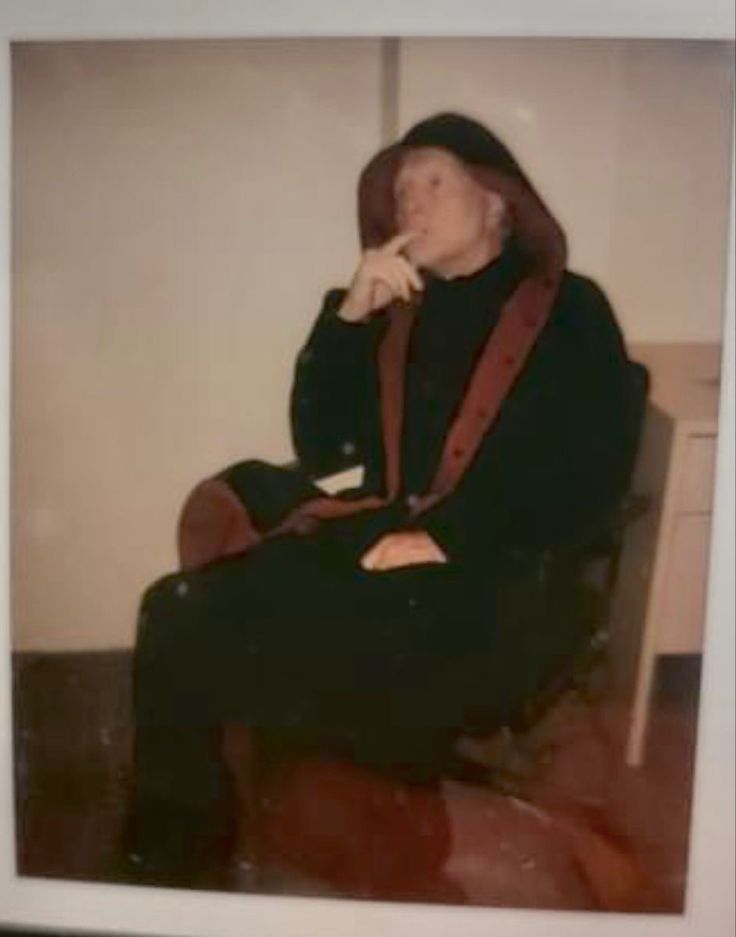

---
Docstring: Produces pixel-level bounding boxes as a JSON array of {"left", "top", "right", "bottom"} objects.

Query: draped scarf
[{"left": 268, "top": 133, "right": 567, "bottom": 538}]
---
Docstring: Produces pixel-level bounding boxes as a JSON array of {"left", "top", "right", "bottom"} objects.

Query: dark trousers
[{"left": 125, "top": 461, "right": 588, "bottom": 884}]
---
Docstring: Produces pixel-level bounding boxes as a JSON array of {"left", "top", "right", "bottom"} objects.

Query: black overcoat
[{"left": 136, "top": 246, "right": 640, "bottom": 771}]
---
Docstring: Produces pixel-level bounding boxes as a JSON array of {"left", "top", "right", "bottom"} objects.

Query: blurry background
[{"left": 11, "top": 38, "right": 734, "bottom": 650}]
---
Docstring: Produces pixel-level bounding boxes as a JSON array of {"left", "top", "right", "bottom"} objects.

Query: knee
[
  {"left": 217, "top": 458, "right": 277, "bottom": 487},
  {"left": 136, "top": 572, "right": 195, "bottom": 645},
  {"left": 142, "top": 570, "right": 192, "bottom": 606}
]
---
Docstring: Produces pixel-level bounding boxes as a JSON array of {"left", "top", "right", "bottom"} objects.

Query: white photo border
[{"left": 0, "top": 2, "right": 733, "bottom": 935}]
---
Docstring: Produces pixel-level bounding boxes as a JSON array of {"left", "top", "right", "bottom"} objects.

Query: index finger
[{"left": 383, "top": 231, "right": 418, "bottom": 255}]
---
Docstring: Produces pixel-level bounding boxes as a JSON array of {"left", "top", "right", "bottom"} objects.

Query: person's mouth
[{"left": 403, "top": 227, "right": 429, "bottom": 247}]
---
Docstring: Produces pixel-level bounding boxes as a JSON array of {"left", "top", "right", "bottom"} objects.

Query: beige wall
[
  {"left": 399, "top": 38, "right": 734, "bottom": 345},
  {"left": 12, "top": 39, "right": 383, "bottom": 650},
  {"left": 12, "top": 38, "right": 734, "bottom": 650}
]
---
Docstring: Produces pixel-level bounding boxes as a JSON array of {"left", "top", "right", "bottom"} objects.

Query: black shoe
[{"left": 109, "top": 798, "right": 233, "bottom": 890}]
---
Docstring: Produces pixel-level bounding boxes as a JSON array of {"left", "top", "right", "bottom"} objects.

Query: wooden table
[{"left": 609, "top": 343, "right": 722, "bottom": 766}]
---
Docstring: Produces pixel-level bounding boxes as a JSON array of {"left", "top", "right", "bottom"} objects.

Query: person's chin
[
  {"left": 406, "top": 242, "right": 440, "bottom": 272},
  {"left": 413, "top": 254, "right": 449, "bottom": 280}
]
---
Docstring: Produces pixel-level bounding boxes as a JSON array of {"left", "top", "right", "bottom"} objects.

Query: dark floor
[{"left": 12, "top": 650, "right": 700, "bottom": 911}]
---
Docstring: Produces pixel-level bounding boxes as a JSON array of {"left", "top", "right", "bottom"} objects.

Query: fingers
[
  {"left": 376, "top": 251, "right": 423, "bottom": 300},
  {"left": 359, "top": 537, "right": 386, "bottom": 571},
  {"left": 378, "top": 265, "right": 413, "bottom": 303},
  {"left": 380, "top": 233, "right": 423, "bottom": 289},
  {"left": 360, "top": 532, "right": 448, "bottom": 572},
  {"left": 367, "top": 279, "right": 395, "bottom": 311},
  {"left": 342, "top": 233, "right": 423, "bottom": 320},
  {"left": 383, "top": 234, "right": 423, "bottom": 295},
  {"left": 396, "top": 256, "right": 424, "bottom": 293},
  {"left": 384, "top": 231, "right": 418, "bottom": 256}
]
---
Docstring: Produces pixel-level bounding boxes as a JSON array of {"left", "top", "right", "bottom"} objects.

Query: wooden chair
[{"left": 174, "top": 361, "right": 650, "bottom": 900}]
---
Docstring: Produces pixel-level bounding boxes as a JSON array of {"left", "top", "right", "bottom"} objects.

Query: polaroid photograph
[{"left": 1, "top": 3, "right": 734, "bottom": 937}]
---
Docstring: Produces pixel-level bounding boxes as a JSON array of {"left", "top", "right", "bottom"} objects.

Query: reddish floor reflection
[{"left": 13, "top": 652, "right": 699, "bottom": 911}]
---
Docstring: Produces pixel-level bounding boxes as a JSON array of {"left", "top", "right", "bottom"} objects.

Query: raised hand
[{"left": 337, "top": 232, "right": 424, "bottom": 323}]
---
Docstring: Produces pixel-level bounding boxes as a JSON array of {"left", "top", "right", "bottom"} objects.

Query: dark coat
[
  {"left": 136, "top": 112, "right": 645, "bottom": 769},
  {"left": 134, "top": 259, "right": 642, "bottom": 795},
  {"left": 290, "top": 264, "right": 640, "bottom": 572},
  {"left": 128, "top": 117, "right": 647, "bottom": 884},
  {"left": 159, "top": 252, "right": 643, "bottom": 751}
]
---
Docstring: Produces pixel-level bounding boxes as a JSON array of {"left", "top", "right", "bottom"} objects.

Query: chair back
[{"left": 619, "top": 359, "right": 650, "bottom": 495}]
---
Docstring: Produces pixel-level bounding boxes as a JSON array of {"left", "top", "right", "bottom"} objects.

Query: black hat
[
  {"left": 357, "top": 111, "right": 565, "bottom": 277},
  {"left": 400, "top": 111, "right": 530, "bottom": 186}
]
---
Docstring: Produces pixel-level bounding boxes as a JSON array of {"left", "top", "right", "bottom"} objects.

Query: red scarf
[{"left": 269, "top": 164, "right": 566, "bottom": 538}]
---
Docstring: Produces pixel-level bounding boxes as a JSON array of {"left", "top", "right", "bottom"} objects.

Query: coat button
[{"left": 175, "top": 580, "right": 189, "bottom": 598}]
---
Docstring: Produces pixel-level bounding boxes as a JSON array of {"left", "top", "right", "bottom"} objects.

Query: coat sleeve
[
  {"left": 413, "top": 276, "right": 642, "bottom": 565},
  {"left": 289, "top": 289, "right": 381, "bottom": 479}
]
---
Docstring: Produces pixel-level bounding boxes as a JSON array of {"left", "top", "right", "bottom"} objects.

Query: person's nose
[{"left": 399, "top": 188, "right": 429, "bottom": 227}]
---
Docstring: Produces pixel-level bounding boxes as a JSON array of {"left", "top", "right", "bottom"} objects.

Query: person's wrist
[{"left": 336, "top": 297, "right": 369, "bottom": 323}]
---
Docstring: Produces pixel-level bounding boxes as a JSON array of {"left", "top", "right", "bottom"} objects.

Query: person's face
[{"left": 393, "top": 147, "right": 504, "bottom": 278}]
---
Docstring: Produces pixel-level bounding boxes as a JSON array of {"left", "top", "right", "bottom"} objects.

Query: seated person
[{"left": 123, "top": 112, "right": 642, "bottom": 887}]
